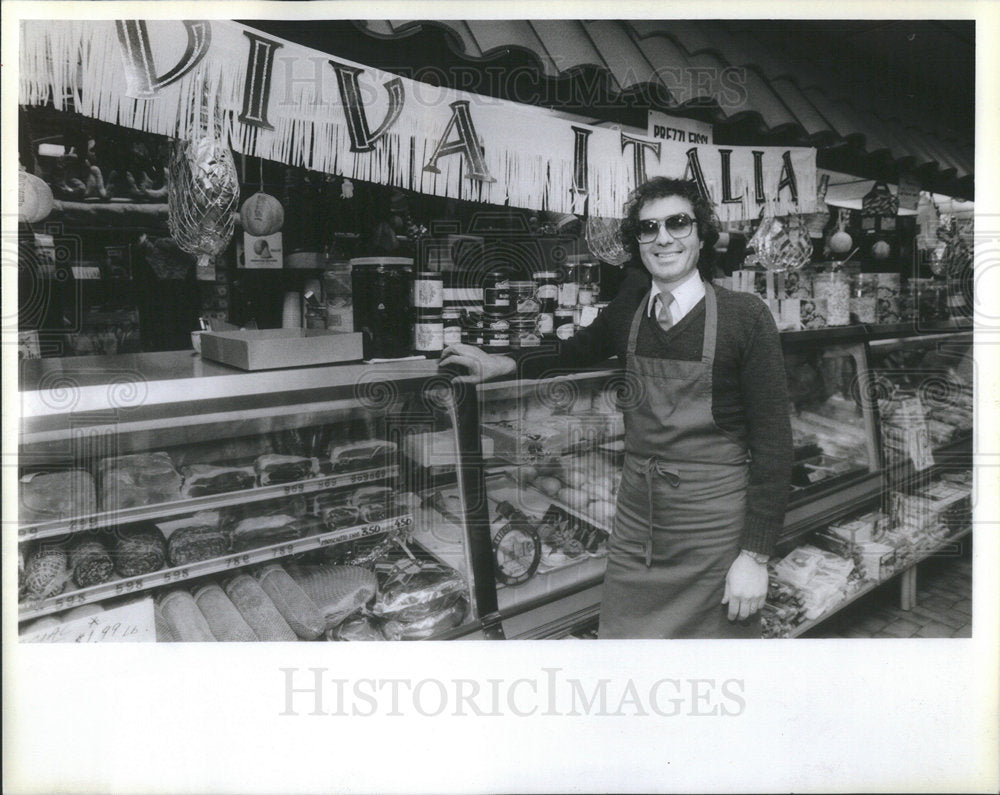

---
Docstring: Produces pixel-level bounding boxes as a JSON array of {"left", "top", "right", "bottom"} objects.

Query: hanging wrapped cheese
[
  {"left": 19, "top": 171, "right": 54, "bottom": 224},
  {"left": 167, "top": 75, "right": 239, "bottom": 268}
]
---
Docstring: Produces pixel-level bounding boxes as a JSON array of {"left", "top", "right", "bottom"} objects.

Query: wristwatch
[{"left": 740, "top": 549, "right": 770, "bottom": 565}]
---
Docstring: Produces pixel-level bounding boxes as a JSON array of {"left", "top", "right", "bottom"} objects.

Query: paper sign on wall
[{"left": 21, "top": 598, "right": 156, "bottom": 643}]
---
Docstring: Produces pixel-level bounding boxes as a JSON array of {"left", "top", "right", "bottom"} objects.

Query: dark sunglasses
[{"left": 635, "top": 213, "right": 696, "bottom": 243}]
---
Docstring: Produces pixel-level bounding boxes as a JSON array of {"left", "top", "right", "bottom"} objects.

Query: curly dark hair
[{"left": 618, "top": 177, "right": 721, "bottom": 280}]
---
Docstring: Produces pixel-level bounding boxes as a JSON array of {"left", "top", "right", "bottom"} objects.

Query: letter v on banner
[
  {"left": 424, "top": 101, "right": 496, "bottom": 182},
  {"left": 332, "top": 63, "right": 405, "bottom": 153},
  {"left": 115, "top": 20, "right": 212, "bottom": 98}
]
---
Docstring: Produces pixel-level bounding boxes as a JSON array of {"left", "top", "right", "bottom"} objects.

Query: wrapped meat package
[
  {"left": 221, "top": 496, "right": 307, "bottom": 534},
  {"left": 165, "top": 522, "right": 229, "bottom": 566},
  {"left": 98, "top": 452, "right": 183, "bottom": 510},
  {"left": 224, "top": 574, "right": 297, "bottom": 641},
  {"left": 159, "top": 590, "right": 216, "bottom": 642},
  {"left": 372, "top": 563, "right": 468, "bottom": 623},
  {"left": 230, "top": 514, "right": 303, "bottom": 552},
  {"left": 20, "top": 470, "right": 97, "bottom": 523},
  {"left": 327, "top": 614, "right": 386, "bottom": 641},
  {"left": 254, "top": 454, "right": 319, "bottom": 486},
  {"left": 181, "top": 464, "right": 256, "bottom": 498},
  {"left": 69, "top": 538, "right": 114, "bottom": 588},
  {"left": 255, "top": 564, "right": 326, "bottom": 640},
  {"left": 287, "top": 563, "right": 377, "bottom": 629},
  {"left": 154, "top": 603, "right": 179, "bottom": 642},
  {"left": 328, "top": 441, "right": 397, "bottom": 473},
  {"left": 384, "top": 598, "right": 468, "bottom": 640},
  {"left": 24, "top": 546, "right": 70, "bottom": 600},
  {"left": 113, "top": 528, "right": 167, "bottom": 577},
  {"left": 194, "top": 584, "right": 259, "bottom": 642}
]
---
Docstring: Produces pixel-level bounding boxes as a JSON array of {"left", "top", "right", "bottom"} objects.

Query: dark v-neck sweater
[{"left": 516, "top": 266, "right": 793, "bottom": 555}]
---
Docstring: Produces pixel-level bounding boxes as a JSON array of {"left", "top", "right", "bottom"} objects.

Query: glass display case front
[{"left": 17, "top": 355, "right": 480, "bottom": 641}]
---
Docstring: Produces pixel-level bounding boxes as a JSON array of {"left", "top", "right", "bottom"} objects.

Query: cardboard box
[{"left": 200, "top": 329, "right": 363, "bottom": 370}]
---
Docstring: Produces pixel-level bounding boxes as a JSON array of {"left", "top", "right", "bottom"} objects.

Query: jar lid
[
  {"left": 349, "top": 257, "right": 414, "bottom": 267},
  {"left": 415, "top": 271, "right": 443, "bottom": 279},
  {"left": 532, "top": 271, "right": 557, "bottom": 279}
]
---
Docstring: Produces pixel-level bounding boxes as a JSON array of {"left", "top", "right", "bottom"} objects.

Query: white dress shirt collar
[{"left": 647, "top": 269, "right": 706, "bottom": 324}]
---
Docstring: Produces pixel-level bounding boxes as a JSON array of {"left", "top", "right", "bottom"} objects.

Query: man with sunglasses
[{"left": 441, "top": 177, "right": 792, "bottom": 638}]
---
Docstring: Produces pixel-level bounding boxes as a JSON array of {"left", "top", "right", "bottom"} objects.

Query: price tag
[
  {"left": 21, "top": 598, "right": 155, "bottom": 643},
  {"left": 897, "top": 397, "right": 935, "bottom": 471}
]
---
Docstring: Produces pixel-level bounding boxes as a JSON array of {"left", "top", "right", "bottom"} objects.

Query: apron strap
[{"left": 626, "top": 291, "right": 647, "bottom": 359}]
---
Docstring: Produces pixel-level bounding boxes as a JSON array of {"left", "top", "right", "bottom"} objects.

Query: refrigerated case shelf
[
  {"left": 19, "top": 513, "right": 414, "bottom": 622},
  {"left": 18, "top": 465, "right": 398, "bottom": 542}
]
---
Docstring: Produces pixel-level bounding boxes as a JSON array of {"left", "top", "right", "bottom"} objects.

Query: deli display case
[{"left": 17, "top": 352, "right": 484, "bottom": 641}]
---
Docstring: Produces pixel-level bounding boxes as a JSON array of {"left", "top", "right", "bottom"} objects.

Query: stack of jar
[{"left": 412, "top": 270, "right": 444, "bottom": 357}]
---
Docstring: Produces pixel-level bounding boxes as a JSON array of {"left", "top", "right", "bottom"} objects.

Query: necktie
[{"left": 655, "top": 291, "right": 675, "bottom": 332}]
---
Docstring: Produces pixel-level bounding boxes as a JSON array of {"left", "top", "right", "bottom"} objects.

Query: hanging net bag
[
  {"left": 585, "top": 215, "right": 630, "bottom": 266},
  {"left": 167, "top": 73, "right": 240, "bottom": 268}
]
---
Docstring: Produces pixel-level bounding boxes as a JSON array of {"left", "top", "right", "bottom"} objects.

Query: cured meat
[
  {"left": 24, "top": 547, "right": 69, "bottom": 599},
  {"left": 253, "top": 454, "right": 318, "bottom": 486},
  {"left": 113, "top": 529, "right": 167, "bottom": 577},
  {"left": 20, "top": 470, "right": 97, "bottom": 523},
  {"left": 166, "top": 524, "right": 229, "bottom": 566},
  {"left": 154, "top": 603, "right": 178, "bottom": 642},
  {"left": 373, "top": 564, "right": 467, "bottom": 623},
  {"left": 255, "top": 564, "right": 326, "bottom": 640},
  {"left": 159, "top": 590, "right": 216, "bottom": 642},
  {"left": 98, "top": 452, "right": 182, "bottom": 510},
  {"left": 224, "top": 575, "right": 297, "bottom": 641},
  {"left": 194, "top": 584, "right": 259, "bottom": 642},
  {"left": 327, "top": 614, "right": 386, "bottom": 641},
  {"left": 286, "top": 563, "right": 377, "bottom": 630},
  {"left": 230, "top": 514, "right": 303, "bottom": 552},
  {"left": 181, "top": 464, "right": 256, "bottom": 498},
  {"left": 328, "top": 441, "right": 397, "bottom": 473},
  {"left": 387, "top": 598, "right": 468, "bottom": 640},
  {"left": 68, "top": 539, "right": 114, "bottom": 588}
]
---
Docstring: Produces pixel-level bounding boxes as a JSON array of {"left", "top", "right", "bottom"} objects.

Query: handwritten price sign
[{"left": 20, "top": 598, "right": 156, "bottom": 643}]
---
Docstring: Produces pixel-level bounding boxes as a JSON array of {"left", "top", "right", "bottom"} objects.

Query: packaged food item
[
  {"left": 482, "top": 268, "right": 511, "bottom": 317},
  {"left": 159, "top": 590, "right": 216, "bottom": 642},
  {"left": 154, "top": 603, "right": 178, "bottom": 642},
  {"left": 253, "top": 454, "right": 319, "bottom": 486},
  {"left": 68, "top": 538, "right": 114, "bottom": 588},
  {"left": 19, "top": 470, "right": 97, "bottom": 523},
  {"left": 255, "top": 564, "right": 326, "bottom": 640},
  {"left": 180, "top": 464, "right": 256, "bottom": 498},
  {"left": 372, "top": 563, "right": 467, "bottom": 622},
  {"left": 24, "top": 546, "right": 70, "bottom": 599},
  {"left": 385, "top": 598, "right": 468, "bottom": 640},
  {"left": 164, "top": 516, "right": 229, "bottom": 567},
  {"left": 413, "top": 271, "right": 444, "bottom": 309},
  {"left": 224, "top": 574, "right": 297, "bottom": 641},
  {"left": 220, "top": 496, "right": 307, "bottom": 534},
  {"left": 491, "top": 502, "right": 541, "bottom": 585},
  {"left": 812, "top": 271, "right": 850, "bottom": 326},
  {"left": 327, "top": 441, "right": 397, "bottom": 473},
  {"left": 194, "top": 584, "right": 259, "bottom": 641},
  {"left": 287, "top": 563, "right": 378, "bottom": 629},
  {"left": 113, "top": 528, "right": 167, "bottom": 577},
  {"left": 229, "top": 514, "right": 303, "bottom": 552},
  {"left": 349, "top": 486, "right": 398, "bottom": 523},
  {"left": 442, "top": 308, "right": 462, "bottom": 346},
  {"left": 413, "top": 310, "right": 443, "bottom": 355},
  {"left": 98, "top": 452, "right": 183, "bottom": 510},
  {"left": 327, "top": 614, "right": 386, "bottom": 641}
]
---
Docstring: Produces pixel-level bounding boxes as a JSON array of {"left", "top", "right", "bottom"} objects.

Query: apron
[{"left": 598, "top": 284, "right": 760, "bottom": 639}]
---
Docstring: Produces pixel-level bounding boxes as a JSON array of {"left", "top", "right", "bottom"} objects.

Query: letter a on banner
[
  {"left": 331, "top": 64, "right": 405, "bottom": 153},
  {"left": 424, "top": 101, "right": 495, "bottom": 182},
  {"left": 115, "top": 20, "right": 212, "bottom": 98}
]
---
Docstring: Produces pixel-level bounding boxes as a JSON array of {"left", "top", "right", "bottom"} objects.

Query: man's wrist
[{"left": 740, "top": 549, "right": 770, "bottom": 565}]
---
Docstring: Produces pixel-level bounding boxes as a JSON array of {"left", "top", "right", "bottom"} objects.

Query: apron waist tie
[{"left": 644, "top": 458, "right": 681, "bottom": 567}]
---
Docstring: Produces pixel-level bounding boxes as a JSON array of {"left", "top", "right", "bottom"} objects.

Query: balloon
[
  {"left": 19, "top": 172, "right": 54, "bottom": 224},
  {"left": 829, "top": 230, "right": 853, "bottom": 254},
  {"left": 240, "top": 191, "right": 284, "bottom": 236}
]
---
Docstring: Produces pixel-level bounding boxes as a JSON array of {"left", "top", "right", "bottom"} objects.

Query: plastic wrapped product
[
  {"left": 166, "top": 524, "right": 229, "bottom": 566},
  {"left": 113, "top": 529, "right": 167, "bottom": 577},
  {"left": 181, "top": 464, "right": 256, "bottom": 498},
  {"left": 221, "top": 496, "right": 307, "bottom": 534},
  {"left": 159, "top": 590, "right": 216, "bottom": 642},
  {"left": 19, "top": 470, "right": 97, "bottom": 523},
  {"left": 326, "top": 614, "right": 386, "bottom": 641},
  {"left": 154, "top": 604, "right": 178, "bottom": 642},
  {"left": 386, "top": 598, "right": 468, "bottom": 640},
  {"left": 194, "top": 584, "right": 259, "bottom": 642},
  {"left": 69, "top": 539, "right": 114, "bottom": 588},
  {"left": 24, "top": 546, "right": 70, "bottom": 599},
  {"left": 328, "top": 441, "right": 397, "bottom": 473},
  {"left": 287, "top": 563, "right": 378, "bottom": 630},
  {"left": 255, "top": 564, "right": 326, "bottom": 640},
  {"left": 98, "top": 452, "right": 183, "bottom": 510},
  {"left": 230, "top": 514, "right": 302, "bottom": 552},
  {"left": 253, "top": 454, "right": 318, "bottom": 486},
  {"left": 224, "top": 574, "right": 297, "bottom": 641},
  {"left": 372, "top": 564, "right": 467, "bottom": 623}
]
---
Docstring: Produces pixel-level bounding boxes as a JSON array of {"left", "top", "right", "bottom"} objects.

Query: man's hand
[
  {"left": 722, "top": 552, "right": 769, "bottom": 622},
  {"left": 439, "top": 343, "right": 516, "bottom": 384}
]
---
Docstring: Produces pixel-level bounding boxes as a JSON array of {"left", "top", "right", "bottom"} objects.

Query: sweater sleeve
[
  {"left": 515, "top": 299, "right": 620, "bottom": 380},
  {"left": 738, "top": 303, "right": 794, "bottom": 556}
]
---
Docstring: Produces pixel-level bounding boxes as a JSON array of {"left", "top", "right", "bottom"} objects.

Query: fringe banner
[{"left": 19, "top": 19, "right": 816, "bottom": 221}]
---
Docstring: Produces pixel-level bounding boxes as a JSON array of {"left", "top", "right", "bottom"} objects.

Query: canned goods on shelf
[
  {"left": 413, "top": 271, "right": 444, "bottom": 309},
  {"left": 483, "top": 268, "right": 511, "bottom": 317}
]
